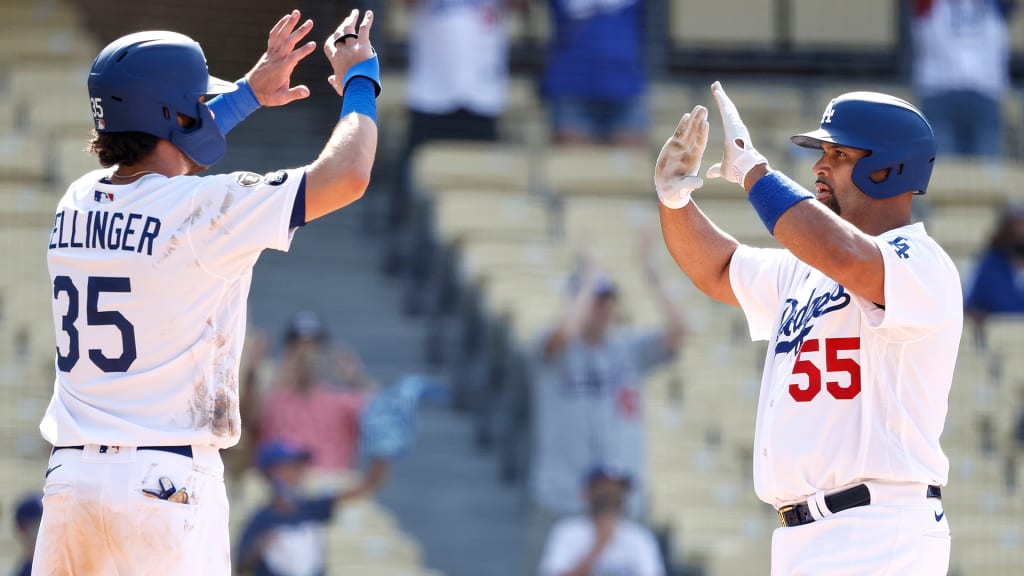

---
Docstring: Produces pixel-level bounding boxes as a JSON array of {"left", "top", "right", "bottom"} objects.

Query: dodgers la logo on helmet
[
  {"left": 87, "top": 31, "right": 237, "bottom": 167},
  {"left": 791, "top": 92, "right": 936, "bottom": 199},
  {"left": 821, "top": 100, "right": 836, "bottom": 124}
]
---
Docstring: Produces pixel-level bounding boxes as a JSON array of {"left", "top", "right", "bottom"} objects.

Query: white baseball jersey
[
  {"left": 42, "top": 168, "right": 304, "bottom": 449},
  {"left": 729, "top": 222, "right": 962, "bottom": 508},
  {"left": 539, "top": 516, "right": 664, "bottom": 576},
  {"left": 406, "top": 0, "right": 509, "bottom": 116}
]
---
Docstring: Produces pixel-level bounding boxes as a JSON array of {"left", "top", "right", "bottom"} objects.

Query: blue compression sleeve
[
  {"left": 207, "top": 78, "right": 261, "bottom": 135},
  {"left": 747, "top": 171, "right": 815, "bottom": 235},
  {"left": 340, "top": 77, "right": 377, "bottom": 124}
]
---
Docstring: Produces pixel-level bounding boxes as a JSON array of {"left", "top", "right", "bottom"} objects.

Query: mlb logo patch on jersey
[
  {"left": 94, "top": 191, "right": 114, "bottom": 203},
  {"left": 235, "top": 172, "right": 263, "bottom": 187},
  {"left": 263, "top": 171, "right": 288, "bottom": 186}
]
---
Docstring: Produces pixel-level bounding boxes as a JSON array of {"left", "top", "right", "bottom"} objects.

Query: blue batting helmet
[
  {"left": 791, "top": 92, "right": 936, "bottom": 199},
  {"left": 88, "top": 31, "right": 237, "bottom": 167}
]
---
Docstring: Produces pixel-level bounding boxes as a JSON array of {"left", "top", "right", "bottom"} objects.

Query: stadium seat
[
  {"left": 669, "top": 0, "right": 776, "bottom": 48},
  {"left": 544, "top": 146, "right": 652, "bottom": 197},
  {"left": 0, "top": 25, "right": 97, "bottom": 65},
  {"left": 433, "top": 190, "right": 551, "bottom": 243},
  {"left": 6, "top": 63, "right": 93, "bottom": 136},
  {"left": 456, "top": 237, "right": 568, "bottom": 284},
  {"left": 0, "top": 131, "right": 47, "bottom": 182},
  {"left": 927, "top": 160, "right": 1022, "bottom": 205},
  {"left": 927, "top": 204, "right": 1000, "bottom": 259},
  {"left": 791, "top": 0, "right": 897, "bottom": 51},
  {"left": 413, "top": 142, "right": 532, "bottom": 194},
  {"left": 0, "top": 0, "right": 81, "bottom": 28}
]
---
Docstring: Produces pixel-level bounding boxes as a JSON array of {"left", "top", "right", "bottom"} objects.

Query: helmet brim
[
  {"left": 205, "top": 75, "right": 237, "bottom": 95},
  {"left": 790, "top": 129, "right": 835, "bottom": 149}
]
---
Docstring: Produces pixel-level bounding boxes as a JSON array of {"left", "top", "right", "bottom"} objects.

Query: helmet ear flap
[{"left": 852, "top": 151, "right": 934, "bottom": 199}]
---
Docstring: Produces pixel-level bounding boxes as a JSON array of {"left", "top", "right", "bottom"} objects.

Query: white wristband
[
  {"left": 728, "top": 147, "right": 768, "bottom": 184},
  {"left": 657, "top": 186, "right": 692, "bottom": 209}
]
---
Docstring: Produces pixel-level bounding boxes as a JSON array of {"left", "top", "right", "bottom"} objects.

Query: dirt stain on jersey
[
  {"left": 210, "top": 389, "right": 239, "bottom": 438},
  {"left": 187, "top": 374, "right": 210, "bottom": 430},
  {"left": 220, "top": 192, "right": 234, "bottom": 215},
  {"left": 208, "top": 194, "right": 234, "bottom": 233},
  {"left": 157, "top": 234, "right": 180, "bottom": 264}
]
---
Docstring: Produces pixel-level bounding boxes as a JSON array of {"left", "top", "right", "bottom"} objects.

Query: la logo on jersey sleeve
[{"left": 888, "top": 236, "right": 911, "bottom": 259}]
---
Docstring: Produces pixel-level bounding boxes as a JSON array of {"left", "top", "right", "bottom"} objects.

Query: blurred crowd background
[{"left": 2, "top": 1, "right": 1024, "bottom": 575}]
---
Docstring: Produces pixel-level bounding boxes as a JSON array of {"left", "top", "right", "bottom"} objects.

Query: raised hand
[
  {"left": 705, "top": 81, "right": 768, "bottom": 186},
  {"left": 655, "top": 105, "right": 709, "bottom": 209},
  {"left": 325, "top": 9, "right": 376, "bottom": 96},
  {"left": 246, "top": 10, "right": 317, "bottom": 107}
]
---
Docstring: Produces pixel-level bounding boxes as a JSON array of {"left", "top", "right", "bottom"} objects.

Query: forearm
[
  {"left": 649, "top": 274, "right": 686, "bottom": 348},
  {"left": 658, "top": 202, "right": 740, "bottom": 306},
  {"left": 207, "top": 79, "right": 262, "bottom": 135},
  {"left": 305, "top": 104, "right": 377, "bottom": 221},
  {"left": 545, "top": 273, "right": 598, "bottom": 358},
  {"left": 744, "top": 167, "right": 885, "bottom": 302},
  {"left": 774, "top": 200, "right": 884, "bottom": 294}
]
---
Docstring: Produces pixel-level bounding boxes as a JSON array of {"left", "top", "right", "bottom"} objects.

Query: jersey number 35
[{"left": 53, "top": 275, "right": 137, "bottom": 373}]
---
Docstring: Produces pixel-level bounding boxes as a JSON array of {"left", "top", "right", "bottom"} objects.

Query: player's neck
[
  {"left": 113, "top": 141, "right": 196, "bottom": 181},
  {"left": 845, "top": 199, "right": 912, "bottom": 236}
]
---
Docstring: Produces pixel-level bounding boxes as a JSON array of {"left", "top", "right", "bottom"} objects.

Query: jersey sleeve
[
  {"left": 729, "top": 245, "right": 792, "bottom": 341},
  {"left": 856, "top": 230, "right": 962, "bottom": 336},
  {"left": 187, "top": 169, "right": 306, "bottom": 278}
]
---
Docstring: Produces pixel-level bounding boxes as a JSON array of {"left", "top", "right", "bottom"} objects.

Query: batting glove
[
  {"left": 655, "top": 105, "right": 709, "bottom": 209},
  {"left": 706, "top": 81, "right": 768, "bottom": 186}
]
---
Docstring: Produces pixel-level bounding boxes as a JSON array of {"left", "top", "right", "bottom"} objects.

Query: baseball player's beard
[{"left": 820, "top": 193, "right": 841, "bottom": 216}]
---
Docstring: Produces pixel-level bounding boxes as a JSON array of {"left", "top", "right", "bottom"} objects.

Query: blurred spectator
[
  {"left": 12, "top": 493, "right": 43, "bottom": 576},
  {"left": 236, "top": 442, "right": 388, "bottom": 576},
  {"left": 527, "top": 237, "right": 685, "bottom": 566},
  {"left": 538, "top": 467, "right": 664, "bottom": 576},
  {"left": 541, "top": 0, "right": 648, "bottom": 146},
  {"left": 391, "top": 0, "right": 522, "bottom": 229},
  {"left": 254, "top": 311, "right": 378, "bottom": 476},
  {"left": 911, "top": 0, "right": 1015, "bottom": 157},
  {"left": 964, "top": 204, "right": 1024, "bottom": 323}
]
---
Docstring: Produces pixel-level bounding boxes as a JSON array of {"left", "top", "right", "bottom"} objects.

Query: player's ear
[
  {"left": 869, "top": 168, "right": 891, "bottom": 184},
  {"left": 176, "top": 113, "right": 196, "bottom": 129}
]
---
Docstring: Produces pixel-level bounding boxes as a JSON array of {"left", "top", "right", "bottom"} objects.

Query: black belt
[
  {"left": 778, "top": 484, "right": 941, "bottom": 527},
  {"left": 52, "top": 445, "right": 193, "bottom": 458}
]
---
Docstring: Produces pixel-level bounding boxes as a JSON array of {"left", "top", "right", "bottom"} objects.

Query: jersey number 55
[{"left": 789, "top": 337, "right": 861, "bottom": 402}]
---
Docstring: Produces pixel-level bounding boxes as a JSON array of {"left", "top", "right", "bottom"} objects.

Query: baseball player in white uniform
[
  {"left": 654, "top": 83, "right": 961, "bottom": 574},
  {"left": 35, "top": 9, "right": 380, "bottom": 574}
]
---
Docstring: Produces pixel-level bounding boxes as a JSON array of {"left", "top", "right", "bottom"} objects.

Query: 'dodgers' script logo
[{"left": 775, "top": 284, "right": 851, "bottom": 355}]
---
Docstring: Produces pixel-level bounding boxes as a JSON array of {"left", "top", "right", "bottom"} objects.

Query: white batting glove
[
  {"left": 655, "top": 105, "right": 709, "bottom": 209},
  {"left": 706, "top": 81, "right": 768, "bottom": 186}
]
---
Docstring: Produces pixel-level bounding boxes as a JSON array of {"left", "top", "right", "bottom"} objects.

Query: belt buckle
[{"left": 777, "top": 505, "right": 794, "bottom": 527}]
